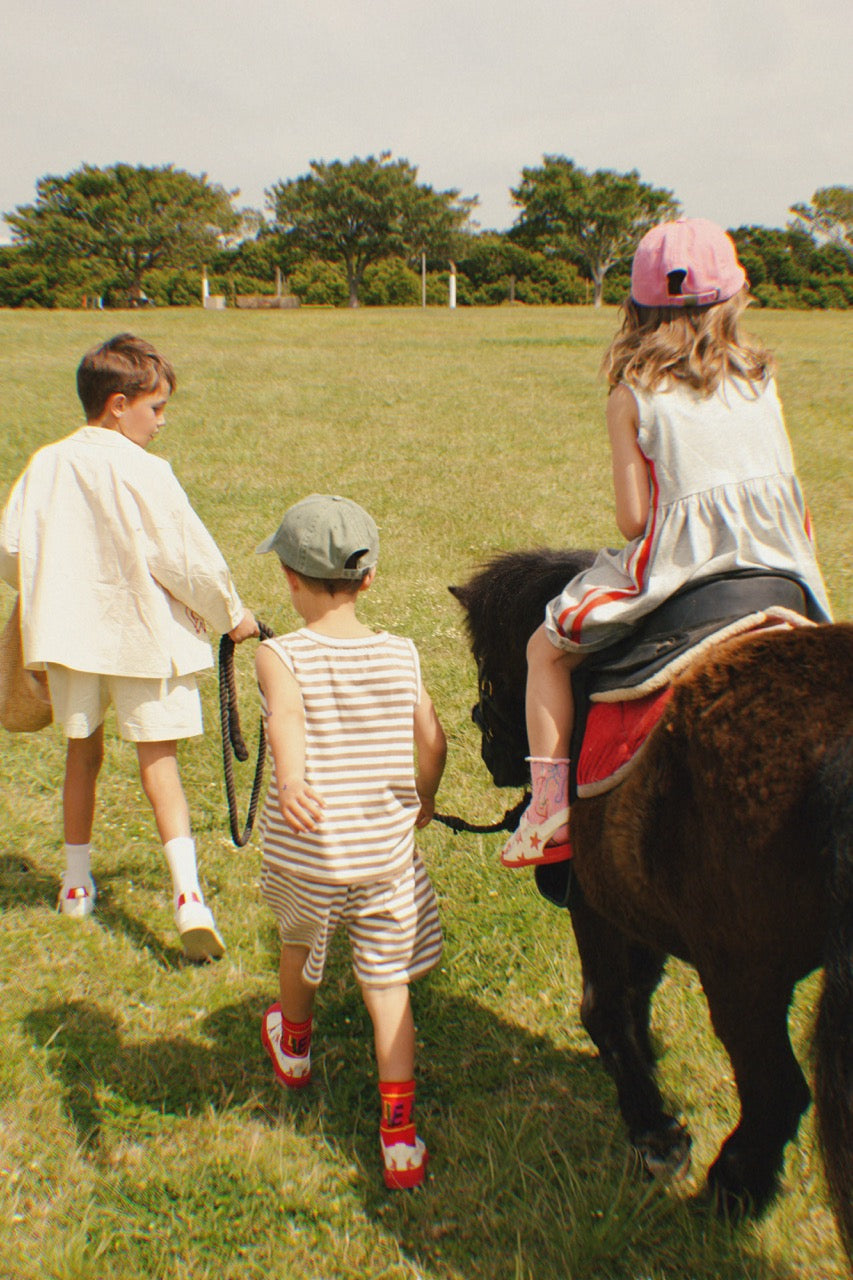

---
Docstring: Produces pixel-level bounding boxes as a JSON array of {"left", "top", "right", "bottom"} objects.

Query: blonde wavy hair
[{"left": 601, "top": 287, "right": 775, "bottom": 395}]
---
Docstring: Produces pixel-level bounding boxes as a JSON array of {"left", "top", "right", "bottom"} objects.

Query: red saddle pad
[{"left": 577, "top": 687, "right": 674, "bottom": 797}]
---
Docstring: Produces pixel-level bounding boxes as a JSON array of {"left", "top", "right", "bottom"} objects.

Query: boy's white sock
[
  {"left": 163, "top": 836, "right": 202, "bottom": 910},
  {"left": 63, "top": 843, "right": 92, "bottom": 887}
]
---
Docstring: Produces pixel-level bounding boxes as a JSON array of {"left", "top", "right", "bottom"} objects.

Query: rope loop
[{"left": 219, "top": 621, "right": 275, "bottom": 847}]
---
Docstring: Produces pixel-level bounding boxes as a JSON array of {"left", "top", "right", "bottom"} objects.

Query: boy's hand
[
  {"left": 415, "top": 795, "right": 435, "bottom": 829},
  {"left": 413, "top": 690, "right": 445, "bottom": 831},
  {"left": 229, "top": 610, "right": 260, "bottom": 643},
  {"left": 278, "top": 778, "right": 324, "bottom": 833}
]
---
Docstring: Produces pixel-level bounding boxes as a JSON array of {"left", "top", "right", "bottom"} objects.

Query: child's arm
[
  {"left": 141, "top": 470, "right": 252, "bottom": 636},
  {"left": 0, "top": 476, "right": 23, "bottom": 589},
  {"left": 607, "top": 384, "right": 649, "bottom": 541},
  {"left": 255, "top": 643, "right": 324, "bottom": 833},
  {"left": 412, "top": 688, "right": 447, "bottom": 830}
]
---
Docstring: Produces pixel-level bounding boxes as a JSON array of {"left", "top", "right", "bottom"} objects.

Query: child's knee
[
  {"left": 136, "top": 741, "right": 184, "bottom": 803},
  {"left": 66, "top": 731, "right": 104, "bottom": 774},
  {"left": 361, "top": 981, "right": 411, "bottom": 1022}
]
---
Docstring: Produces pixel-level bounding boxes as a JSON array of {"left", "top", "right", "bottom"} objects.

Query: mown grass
[{"left": 0, "top": 305, "right": 850, "bottom": 1280}]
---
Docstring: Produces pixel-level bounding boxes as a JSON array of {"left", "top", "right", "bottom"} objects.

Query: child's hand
[
  {"left": 278, "top": 778, "right": 324, "bottom": 833},
  {"left": 229, "top": 610, "right": 260, "bottom": 643},
  {"left": 415, "top": 795, "right": 435, "bottom": 829}
]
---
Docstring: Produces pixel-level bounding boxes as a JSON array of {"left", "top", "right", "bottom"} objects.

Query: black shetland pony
[{"left": 452, "top": 549, "right": 853, "bottom": 1263}]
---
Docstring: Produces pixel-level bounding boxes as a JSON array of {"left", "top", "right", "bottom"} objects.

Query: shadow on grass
[
  {"left": 0, "top": 852, "right": 58, "bottom": 908},
  {"left": 23, "top": 973, "right": 807, "bottom": 1280},
  {"left": 92, "top": 892, "right": 190, "bottom": 969}
]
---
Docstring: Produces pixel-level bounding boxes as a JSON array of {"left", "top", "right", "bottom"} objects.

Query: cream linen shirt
[{"left": 0, "top": 426, "right": 245, "bottom": 678}]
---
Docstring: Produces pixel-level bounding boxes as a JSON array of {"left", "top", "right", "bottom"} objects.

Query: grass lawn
[{"left": 0, "top": 305, "right": 850, "bottom": 1280}]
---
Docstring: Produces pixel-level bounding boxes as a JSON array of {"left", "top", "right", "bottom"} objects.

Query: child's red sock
[
  {"left": 281, "top": 1015, "right": 312, "bottom": 1059},
  {"left": 380, "top": 1078, "right": 415, "bottom": 1128}
]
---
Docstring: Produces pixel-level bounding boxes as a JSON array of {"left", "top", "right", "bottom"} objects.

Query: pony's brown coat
[{"left": 455, "top": 550, "right": 853, "bottom": 1262}]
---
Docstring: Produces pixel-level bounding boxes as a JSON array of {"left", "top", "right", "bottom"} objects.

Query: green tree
[
  {"left": 731, "top": 226, "right": 807, "bottom": 288},
  {"left": 0, "top": 245, "right": 53, "bottom": 307},
  {"left": 288, "top": 259, "right": 348, "bottom": 307},
  {"left": 789, "top": 186, "right": 853, "bottom": 259},
  {"left": 6, "top": 164, "right": 238, "bottom": 305},
  {"left": 361, "top": 258, "right": 421, "bottom": 306},
  {"left": 268, "top": 153, "right": 476, "bottom": 307},
  {"left": 510, "top": 157, "right": 679, "bottom": 306},
  {"left": 731, "top": 223, "right": 851, "bottom": 308},
  {"left": 455, "top": 233, "right": 586, "bottom": 305}
]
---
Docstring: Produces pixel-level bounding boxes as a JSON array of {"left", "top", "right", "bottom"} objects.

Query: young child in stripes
[{"left": 254, "top": 494, "right": 446, "bottom": 1189}]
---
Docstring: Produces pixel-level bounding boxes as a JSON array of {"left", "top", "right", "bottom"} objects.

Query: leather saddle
[
  {"left": 534, "top": 569, "right": 810, "bottom": 908},
  {"left": 473, "top": 568, "right": 810, "bottom": 794}
]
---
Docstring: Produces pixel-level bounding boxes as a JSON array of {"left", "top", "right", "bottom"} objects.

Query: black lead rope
[
  {"left": 433, "top": 792, "right": 529, "bottom": 836},
  {"left": 219, "top": 622, "right": 275, "bottom": 847},
  {"left": 219, "top": 622, "right": 527, "bottom": 847}
]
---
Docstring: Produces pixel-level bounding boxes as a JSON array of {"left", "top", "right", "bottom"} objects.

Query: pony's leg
[
  {"left": 701, "top": 971, "right": 810, "bottom": 1214},
  {"left": 625, "top": 941, "right": 664, "bottom": 1072},
  {"left": 572, "top": 900, "right": 691, "bottom": 1178}
]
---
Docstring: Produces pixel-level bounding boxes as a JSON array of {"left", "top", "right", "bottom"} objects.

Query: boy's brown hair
[
  {"left": 291, "top": 565, "right": 371, "bottom": 597},
  {"left": 76, "top": 333, "right": 177, "bottom": 420}
]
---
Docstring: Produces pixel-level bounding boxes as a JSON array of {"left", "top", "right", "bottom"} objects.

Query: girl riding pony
[{"left": 502, "top": 218, "right": 832, "bottom": 868}]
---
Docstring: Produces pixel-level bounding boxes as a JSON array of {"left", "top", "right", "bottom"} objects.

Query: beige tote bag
[{"left": 0, "top": 597, "right": 52, "bottom": 732}]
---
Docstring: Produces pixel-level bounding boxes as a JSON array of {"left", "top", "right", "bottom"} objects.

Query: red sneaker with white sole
[
  {"left": 380, "top": 1123, "right": 428, "bottom": 1189},
  {"left": 261, "top": 1002, "right": 312, "bottom": 1089}
]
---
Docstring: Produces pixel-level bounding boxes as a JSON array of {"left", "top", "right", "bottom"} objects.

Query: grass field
[{"left": 0, "top": 305, "right": 850, "bottom": 1280}]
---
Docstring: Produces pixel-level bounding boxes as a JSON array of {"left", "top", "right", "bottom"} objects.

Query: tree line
[{"left": 1, "top": 155, "right": 850, "bottom": 310}]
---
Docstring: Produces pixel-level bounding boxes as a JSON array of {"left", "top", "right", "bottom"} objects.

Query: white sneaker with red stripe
[
  {"left": 175, "top": 891, "right": 225, "bottom": 961},
  {"left": 58, "top": 876, "right": 96, "bottom": 918}
]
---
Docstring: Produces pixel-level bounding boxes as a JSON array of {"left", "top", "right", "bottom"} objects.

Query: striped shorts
[{"left": 260, "top": 852, "right": 443, "bottom": 988}]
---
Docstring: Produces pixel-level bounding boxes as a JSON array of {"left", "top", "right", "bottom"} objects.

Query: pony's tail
[{"left": 814, "top": 734, "right": 853, "bottom": 1264}]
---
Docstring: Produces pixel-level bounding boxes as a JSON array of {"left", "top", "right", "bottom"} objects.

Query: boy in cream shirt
[{"left": 0, "top": 334, "right": 257, "bottom": 958}]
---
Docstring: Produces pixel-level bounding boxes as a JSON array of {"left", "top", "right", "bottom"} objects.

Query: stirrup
[{"left": 500, "top": 805, "right": 572, "bottom": 868}]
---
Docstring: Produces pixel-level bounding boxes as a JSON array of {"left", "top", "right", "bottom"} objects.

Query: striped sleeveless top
[{"left": 258, "top": 628, "right": 422, "bottom": 883}]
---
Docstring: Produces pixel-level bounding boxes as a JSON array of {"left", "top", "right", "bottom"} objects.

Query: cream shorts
[
  {"left": 46, "top": 665, "right": 203, "bottom": 741},
  {"left": 260, "top": 852, "right": 443, "bottom": 988}
]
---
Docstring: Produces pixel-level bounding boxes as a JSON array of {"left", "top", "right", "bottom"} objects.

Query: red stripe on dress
[
  {"left": 557, "top": 456, "right": 659, "bottom": 643},
  {"left": 804, "top": 506, "right": 814, "bottom": 542}
]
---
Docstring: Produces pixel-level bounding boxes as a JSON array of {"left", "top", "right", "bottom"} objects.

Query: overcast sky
[{"left": 1, "top": 0, "right": 850, "bottom": 243}]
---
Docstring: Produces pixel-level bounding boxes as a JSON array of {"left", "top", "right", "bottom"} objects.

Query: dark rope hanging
[
  {"left": 433, "top": 792, "right": 529, "bottom": 835},
  {"left": 219, "top": 622, "right": 275, "bottom": 847}
]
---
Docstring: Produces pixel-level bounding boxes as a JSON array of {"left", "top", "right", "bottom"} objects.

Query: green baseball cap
[{"left": 256, "top": 494, "right": 379, "bottom": 578}]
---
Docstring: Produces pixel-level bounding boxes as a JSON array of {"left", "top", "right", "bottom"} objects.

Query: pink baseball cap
[{"left": 630, "top": 217, "right": 746, "bottom": 308}]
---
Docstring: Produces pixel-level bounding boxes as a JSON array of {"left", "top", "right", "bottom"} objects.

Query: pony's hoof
[
  {"left": 633, "top": 1118, "right": 692, "bottom": 1181},
  {"left": 707, "top": 1149, "right": 777, "bottom": 1218}
]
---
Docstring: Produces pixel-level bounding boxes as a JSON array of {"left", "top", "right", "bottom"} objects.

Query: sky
[{"left": 1, "top": 0, "right": 851, "bottom": 244}]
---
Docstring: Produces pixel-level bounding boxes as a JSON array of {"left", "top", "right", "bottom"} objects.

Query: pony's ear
[{"left": 448, "top": 584, "right": 467, "bottom": 605}]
